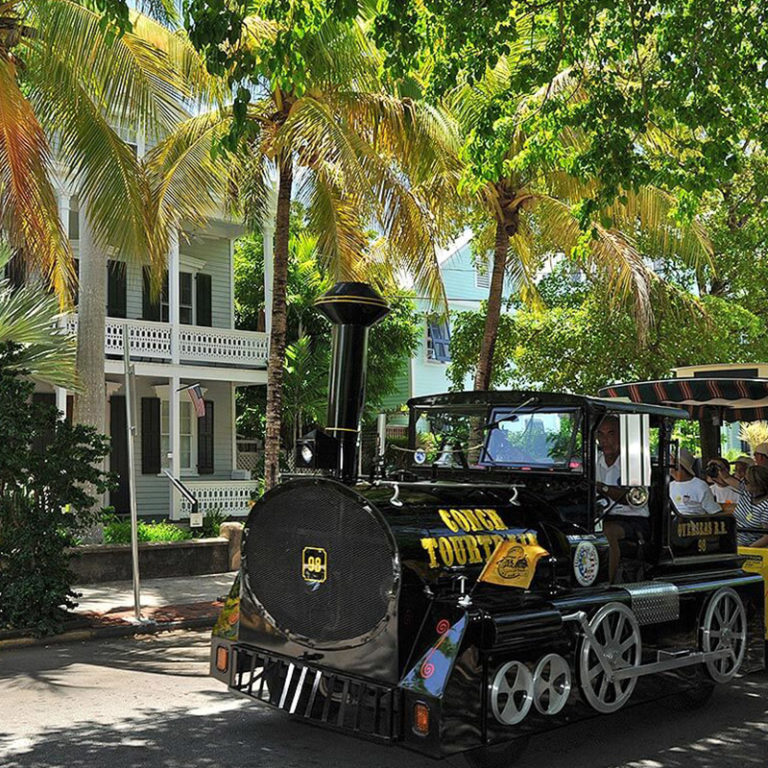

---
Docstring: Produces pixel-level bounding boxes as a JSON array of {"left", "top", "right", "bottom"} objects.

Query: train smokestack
[{"left": 315, "top": 282, "right": 389, "bottom": 482}]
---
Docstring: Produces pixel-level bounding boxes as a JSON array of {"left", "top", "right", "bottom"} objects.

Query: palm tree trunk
[
  {"left": 73, "top": 205, "right": 106, "bottom": 433},
  {"left": 473, "top": 218, "right": 509, "bottom": 391},
  {"left": 263, "top": 154, "right": 293, "bottom": 490}
]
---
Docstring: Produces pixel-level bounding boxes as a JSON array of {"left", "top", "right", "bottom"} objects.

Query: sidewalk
[{"left": 0, "top": 571, "right": 237, "bottom": 649}]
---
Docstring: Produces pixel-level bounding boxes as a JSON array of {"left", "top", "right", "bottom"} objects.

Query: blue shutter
[{"left": 428, "top": 321, "right": 451, "bottom": 362}]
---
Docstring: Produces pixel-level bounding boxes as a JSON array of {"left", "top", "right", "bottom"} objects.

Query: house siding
[{"left": 110, "top": 378, "right": 235, "bottom": 518}]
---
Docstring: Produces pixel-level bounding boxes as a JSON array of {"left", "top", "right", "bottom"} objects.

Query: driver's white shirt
[{"left": 596, "top": 452, "right": 650, "bottom": 518}]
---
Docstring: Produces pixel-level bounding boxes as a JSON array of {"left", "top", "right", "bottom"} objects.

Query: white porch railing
[
  {"left": 178, "top": 480, "right": 259, "bottom": 518},
  {"left": 64, "top": 315, "right": 268, "bottom": 368}
]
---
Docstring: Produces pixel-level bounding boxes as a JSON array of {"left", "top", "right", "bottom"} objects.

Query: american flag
[{"left": 186, "top": 383, "right": 206, "bottom": 418}]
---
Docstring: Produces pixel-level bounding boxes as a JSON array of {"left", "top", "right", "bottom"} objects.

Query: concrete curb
[{"left": 0, "top": 614, "right": 216, "bottom": 650}]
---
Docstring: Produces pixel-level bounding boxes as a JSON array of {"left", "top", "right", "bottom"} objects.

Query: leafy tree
[
  {"left": 445, "top": 56, "right": 710, "bottom": 391},
  {"left": 183, "top": 3, "right": 454, "bottom": 488},
  {"left": 234, "top": 228, "right": 420, "bottom": 448},
  {"left": 449, "top": 266, "right": 768, "bottom": 394},
  {"left": 374, "top": 2, "right": 768, "bottom": 201},
  {"left": 0, "top": 344, "right": 110, "bottom": 636}
]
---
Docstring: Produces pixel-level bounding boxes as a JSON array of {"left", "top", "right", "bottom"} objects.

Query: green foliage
[
  {"left": 449, "top": 275, "right": 768, "bottom": 395},
  {"left": 199, "top": 508, "right": 227, "bottom": 538},
  {"left": 0, "top": 344, "right": 111, "bottom": 636},
  {"left": 102, "top": 516, "right": 192, "bottom": 544},
  {"left": 234, "top": 223, "right": 421, "bottom": 443}
]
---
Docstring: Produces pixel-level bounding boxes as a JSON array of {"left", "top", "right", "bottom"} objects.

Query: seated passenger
[
  {"left": 596, "top": 415, "right": 650, "bottom": 582},
  {"left": 715, "top": 463, "right": 768, "bottom": 547},
  {"left": 705, "top": 456, "right": 740, "bottom": 509},
  {"left": 670, "top": 448, "right": 721, "bottom": 515}
]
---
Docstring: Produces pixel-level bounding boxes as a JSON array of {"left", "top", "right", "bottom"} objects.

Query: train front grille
[
  {"left": 244, "top": 479, "right": 399, "bottom": 647},
  {"left": 231, "top": 647, "right": 400, "bottom": 742}
]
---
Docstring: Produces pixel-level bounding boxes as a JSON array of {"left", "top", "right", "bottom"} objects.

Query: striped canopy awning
[{"left": 598, "top": 378, "right": 768, "bottom": 421}]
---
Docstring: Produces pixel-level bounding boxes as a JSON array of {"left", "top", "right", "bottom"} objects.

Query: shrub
[
  {"left": 102, "top": 516, "right": 192, "bottom": 544},
  {"left": 199, "top": 508, "right": 227, "bottom": 538},
  {"left": 0, "top": 344, "right": 111, "bottom": 635}
]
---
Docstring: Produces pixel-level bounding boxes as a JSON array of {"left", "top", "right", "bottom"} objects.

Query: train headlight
[{"left": 300, "top": 445, "right": 314, "bottom": 465}]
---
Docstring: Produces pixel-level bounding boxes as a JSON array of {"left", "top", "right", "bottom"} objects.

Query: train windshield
[{"left": 411, "top": 405, "right": 583, "bottom": 472}]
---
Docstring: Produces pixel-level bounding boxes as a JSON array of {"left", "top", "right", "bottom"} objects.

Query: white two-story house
[{"left": 30, "top": 182, "right": 268, "bottom": 521}]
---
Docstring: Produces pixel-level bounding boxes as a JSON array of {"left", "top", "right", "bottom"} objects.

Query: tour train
[{"left": 210, "top": 283, "right": 765, "bottom": 767}]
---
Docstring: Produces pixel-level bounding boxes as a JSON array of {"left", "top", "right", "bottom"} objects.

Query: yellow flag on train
[{"left": 478, "top": 537, "right": 549, "bottom": 589}]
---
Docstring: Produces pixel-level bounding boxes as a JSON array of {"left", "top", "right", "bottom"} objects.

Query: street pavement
[{"left": 0, "top": 628, "right": 766, "bottom": 768}]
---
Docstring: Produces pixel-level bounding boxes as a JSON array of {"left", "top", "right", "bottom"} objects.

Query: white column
[
  {"left": 229, "top": 238, "right": 236, "bottom": 329},
  {"left": 169, "top": 374, "right": 181, "bottom": 519},
  {"left": 168, "top": 229, "right": 180, "bottom": 364},
  {"left": 263, "top": 222, "right": 274, "bottom": 338},
  {"left": 231, "top": 383, "right": 237, "bottom": 473},
  {"left": 55, "top": 192, "right": 70, "bottom": 420}
]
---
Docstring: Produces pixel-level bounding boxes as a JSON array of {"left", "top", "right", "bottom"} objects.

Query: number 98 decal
[{"left": 302, "top": 547, "right": 328, "bottom": 583}]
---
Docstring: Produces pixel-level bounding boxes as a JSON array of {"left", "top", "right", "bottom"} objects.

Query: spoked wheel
[
  {"left": 490, "top": 661, "right": 534, "bottom": 725},
  {"left": 532, "top": 654, "right": 572, "bottom": 715},
  {"left": 701, "top": 587, "right": 747, "bottom": 683},
  {"left": 463, "top": 738, "right": 530, "bottom": 768},
  {"left": 579, "top": 602, "right": 642, "bottom": 713}
]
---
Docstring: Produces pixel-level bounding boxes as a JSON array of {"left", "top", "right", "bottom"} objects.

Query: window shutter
[
  {"left": 107, "top": 260, "right": 127, "bottom": 318},
  {"left": 197, "top": 400, "right": 214, "bottom": 474},
  {"left": 141, "top": 397, "right": 161, "bottom": 474},
  {"left": 142, "top": 267, "right": 161, "bottom": 321},
  {"left": 428, "top": 321, "right": 451, "bottom": 362},
  {"left": 196, "top": 273, "right": 212, "bottom": 327}
]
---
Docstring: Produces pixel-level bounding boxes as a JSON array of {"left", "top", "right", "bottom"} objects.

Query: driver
[{"left": 596, "top": 415, "right": 650, "bottom": 582}]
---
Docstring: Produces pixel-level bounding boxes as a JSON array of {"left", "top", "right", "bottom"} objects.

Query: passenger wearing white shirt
[
  {"left": 670, "top": 448, "right": 721, "bottom": 515},
  {"left": 705, "top": 457, "right": 740, "bottom": 507}
]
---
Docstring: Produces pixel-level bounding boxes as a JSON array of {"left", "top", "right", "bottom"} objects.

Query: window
[
  {"left": 154, "top": 271, "right": 194, "bottom": 323},
  {"left": 160, "top": 400, "right": 196, "bottom": 473},
  {"left": 427, "top": 320, "right": 451, "bottom": 362}
]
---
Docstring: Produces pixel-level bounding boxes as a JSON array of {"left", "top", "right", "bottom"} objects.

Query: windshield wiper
[{"left": 482, "top": 396, "right": 539, "bottom": 431}]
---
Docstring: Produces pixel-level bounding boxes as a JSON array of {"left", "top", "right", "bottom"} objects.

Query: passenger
[
  {"left": 752, "top": 442, "right": 768, "bottom": 468},
  {"left": 670, "top": 448, "right": 721, "bottom": 515},
  {"left": 705, "top": 457, "right": 740, "bottom": 509},
  {"left": 732, "top": 454, "right": 754, "bottom": 481},
  {"left": 595, "top": 415, "right": 650, "bottom": 581},
  {"left": 715, "top": 463, "right": 768, "bottom": 547}
]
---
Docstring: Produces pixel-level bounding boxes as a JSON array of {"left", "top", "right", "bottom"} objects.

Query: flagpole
[{"left": 123, "top": 327, "right": 143, "bottom": 622}]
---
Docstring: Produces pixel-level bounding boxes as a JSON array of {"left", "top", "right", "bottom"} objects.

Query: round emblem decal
[
  {"left": 573, "top": 541, "right": 599, "bottom": 587},
  {"left": 414, "top": 448, "right": 427, "bottom": 465}
]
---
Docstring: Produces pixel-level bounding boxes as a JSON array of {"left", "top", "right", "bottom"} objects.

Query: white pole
[{"left": 123, "top": 327, "right": 143, "bottom": 621}]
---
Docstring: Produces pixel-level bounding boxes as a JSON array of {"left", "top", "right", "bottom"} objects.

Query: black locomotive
[{"left": 210, "top": 283, "right": 765, "bottom": 766}]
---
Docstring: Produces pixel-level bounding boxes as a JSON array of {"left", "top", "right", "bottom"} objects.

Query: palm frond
[{"left": 0, "top": 58, "right": 73, "bottom": 302}]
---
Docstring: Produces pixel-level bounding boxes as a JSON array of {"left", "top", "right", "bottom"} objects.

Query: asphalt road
[{"left": 1, "top": 630, "right": 766, "bottom": 768}]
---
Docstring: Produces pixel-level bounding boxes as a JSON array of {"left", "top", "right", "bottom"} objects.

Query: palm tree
[
  {"left": 0, "top": 245, "right": 76, "bottom": 388},
  {"left": 449, "top": 58, "right": 712, "bottom": 390},
  {"left": 147, "top": 15, "right": 458, "bottom": 488},
  {"left": 0, "top": 0, "right": 218, "bottom": 432}
]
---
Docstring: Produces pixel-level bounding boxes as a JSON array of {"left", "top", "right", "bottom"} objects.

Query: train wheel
[
  {"left": 579, "top": 602, "right": 641, "bottom": 713},
  {"left": 463, "top": 738, "right": 530, "bottom": 768},
  {"left": 490, "top": 661, "right": 534, "bottom": 725},
  {"left": 701, "top": 587, "right": 747, "bottom": 683}
]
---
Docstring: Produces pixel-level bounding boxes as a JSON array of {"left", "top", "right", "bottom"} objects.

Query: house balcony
[{"left": 64, "top": 315, "right": 269, "bottom": 369}]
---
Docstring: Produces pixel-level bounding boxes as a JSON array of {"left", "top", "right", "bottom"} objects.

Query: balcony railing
[
  {"left": 178, "top": 480, "right": 258, "bottom": 517},
  {"left": 64, "top": 315, "right": 268, "bottom": 368}
]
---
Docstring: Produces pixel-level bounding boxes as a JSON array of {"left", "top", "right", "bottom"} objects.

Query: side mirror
[{"left": 619, "top": 413, "right": 651, "bottom": 486}]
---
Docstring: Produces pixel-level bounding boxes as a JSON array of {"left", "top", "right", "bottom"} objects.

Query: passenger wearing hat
[
  {"left": 752, "top": 442, "right": 768, "bottom": 468},
  {"left": 670, "top": 448, "right": 721, "bottom": 516},
  {"left": 733, "top": 455, "right": 755, "bottom": 481}
]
